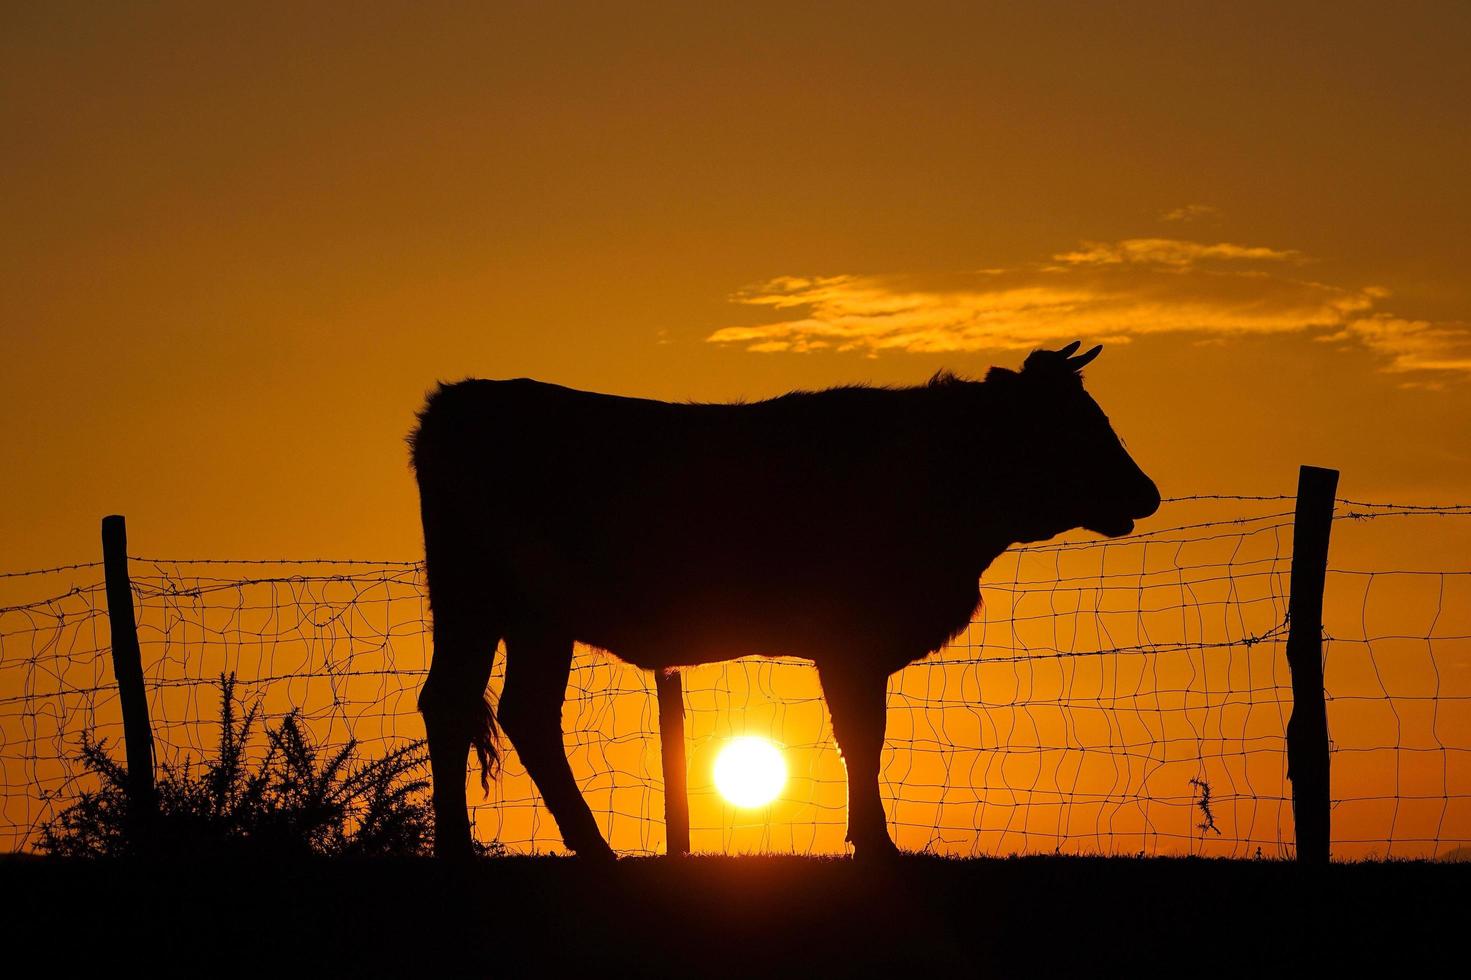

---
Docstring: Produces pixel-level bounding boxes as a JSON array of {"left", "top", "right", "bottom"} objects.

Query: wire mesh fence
[{"left": 2, "top": 493, "right": 1468, "bottom": 859}]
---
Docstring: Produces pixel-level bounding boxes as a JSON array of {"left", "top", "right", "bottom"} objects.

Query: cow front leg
[
  {"left": 818, "top": 663, "right": 900, "bottom": 860},
  {"left": 499, "top": 631, "right": 616, "bottom": 860}
]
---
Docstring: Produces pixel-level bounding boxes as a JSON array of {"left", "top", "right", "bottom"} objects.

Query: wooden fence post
[
  {"left": 655, "top": 669, "right": 691, "bottom": 856},
  {"left": 102, "top": 515, "right": 156, "bottom": 828},
  {"left": 1285, "top": 466, "right": 1338, "bottom": 865}
]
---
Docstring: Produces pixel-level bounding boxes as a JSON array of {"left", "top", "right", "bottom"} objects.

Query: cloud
[
  {"left": 1327, "top": 316, "right": 1471, "bottom": 373},
  {"left": 1052, "top": 238, "right": 1298, "bottom": 267},
  {"left": 706, "top": 238, "right": 1471, "bottom": 376},
  {"left": 1160, "top": 204, "right": 1221, "bottom": 223}
]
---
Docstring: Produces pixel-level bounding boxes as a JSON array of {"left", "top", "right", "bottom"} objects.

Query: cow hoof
[
  {"left": 434, "top": 838, "right": 478, "bottom": 863},
  {"left": 573, "top": 841, "right": 618, "bottom": 862},
  {"left": 852, "top": 838, "right": 902, "bottom": 863}
]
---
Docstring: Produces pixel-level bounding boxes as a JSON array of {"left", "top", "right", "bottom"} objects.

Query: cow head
[{"left": 987, "top": 341, "right": 1161, "bottom": 543}]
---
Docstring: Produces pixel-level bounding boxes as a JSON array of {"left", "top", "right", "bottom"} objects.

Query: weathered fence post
[
  {"left": 101, "top": 515, "right": 156, "bottom": 829},
  {"left": 655, "top": 668, "right": 691, "bottom": 856},
  {"left": 1285, "top": 466, "right": 1338, "bottom": 865}
]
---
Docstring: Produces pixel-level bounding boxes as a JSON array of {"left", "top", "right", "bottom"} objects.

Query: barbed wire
[
  {"left": 2, "top": 494, "right": 1467, "bottom": 859},
  {"left": 0, "top": 561, "right": 105, "bottom": 580}
]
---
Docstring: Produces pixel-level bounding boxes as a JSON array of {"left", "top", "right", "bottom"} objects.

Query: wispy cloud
[
  {"left": 1328, "top": 316, "right": 1471, "bottom": 373},
  {"left": 706, "top": 237, "right": 1471, "bottom": 376},
  {"left": 1051, "top": 238, "right": 1298, "bottom": 267},
  {"left": 1160, "top": 203, "right": 1221, "bottom": 223}
]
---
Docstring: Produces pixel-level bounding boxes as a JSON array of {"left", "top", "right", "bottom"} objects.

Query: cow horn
[
  {"left": 1069, "top": 344, "right": 1103, "bottom": 370},
  {"left": 1055, "top": 340, "right": 1082, "bottom": 358}
]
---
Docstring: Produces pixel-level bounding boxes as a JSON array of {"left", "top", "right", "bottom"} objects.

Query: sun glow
[{"left": 713, "top": 736, "right": 788, "bottom": 808}]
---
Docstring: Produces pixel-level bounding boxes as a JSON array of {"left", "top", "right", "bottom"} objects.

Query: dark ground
[{"left": 2, "top": 853, "right": 1464, "bottom": 976}]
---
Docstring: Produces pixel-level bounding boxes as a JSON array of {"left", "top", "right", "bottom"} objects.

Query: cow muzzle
[{"left": 1084, "top": 478, "right": 1160, "bottom": 538}]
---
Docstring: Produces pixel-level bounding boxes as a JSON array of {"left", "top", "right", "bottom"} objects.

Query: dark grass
[{"left": 2, "top": 853, "right": 1464, "bottom": 976}]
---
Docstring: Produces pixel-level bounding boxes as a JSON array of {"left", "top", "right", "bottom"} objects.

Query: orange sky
[
  {"left": 3, "top": 1, "right": 1470, "bottom": 567},
  {"left": 3, "top": 3, "right": 1470, "bottom": 857}
]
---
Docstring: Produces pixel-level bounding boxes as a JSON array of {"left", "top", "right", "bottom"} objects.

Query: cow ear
[
  {"left": 1068, "top": 344, "right": 1102, "bottom": 371},
  {"left": 1056, "top": 340, "right": 1082, "bottom": 358}
]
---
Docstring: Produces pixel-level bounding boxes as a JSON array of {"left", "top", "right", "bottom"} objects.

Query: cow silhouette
[{"left": 409, "top": 342, "right": 1160, "bottom": 860}]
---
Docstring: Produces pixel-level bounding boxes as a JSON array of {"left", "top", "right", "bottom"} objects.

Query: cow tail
[{"left": 469, "top": 693, "right": 500, "bottom": 794}]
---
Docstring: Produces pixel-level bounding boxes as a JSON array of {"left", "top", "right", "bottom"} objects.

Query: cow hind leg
[
  {"left": 419, "top": 595, "right": 501, "bottom": 861},
  {"left": 499, "top": 630, "right": 615, "bottom": 860},
  {"left": 818, "top": 662, "right": 901, "bottom": 861}
]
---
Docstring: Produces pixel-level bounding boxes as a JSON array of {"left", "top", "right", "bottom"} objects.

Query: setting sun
[{"left": 713, "top": 736, "right": 788, "bottom": 808}]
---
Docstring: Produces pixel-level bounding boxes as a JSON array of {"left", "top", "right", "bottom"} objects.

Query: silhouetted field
[{"left": 2, "top": 853, "right": 1462, "bottom": 975}]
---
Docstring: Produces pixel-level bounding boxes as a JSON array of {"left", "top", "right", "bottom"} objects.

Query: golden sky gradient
[
  {"left": 3, "top": 3, "right": 1470, "bottom": 858},
  {"left": 4, "top": 1, "right": 1470, "bottom": 566}
]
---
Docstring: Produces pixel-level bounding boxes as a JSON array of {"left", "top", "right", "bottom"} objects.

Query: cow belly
[
  {"left": 504, "top": 548, "right": 980, "bottom": 675},
  {"left": 484, "top": 487, "right": 984, "bottom": 672}
]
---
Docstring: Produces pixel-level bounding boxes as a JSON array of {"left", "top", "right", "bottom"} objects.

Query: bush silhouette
[{"left": 40, "top": 673, "right": 435, "bottom": 858}]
